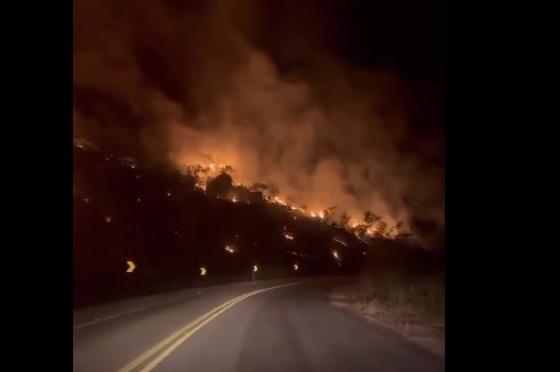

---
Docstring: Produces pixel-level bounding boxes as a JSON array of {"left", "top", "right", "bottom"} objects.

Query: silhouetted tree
[
  {"left": 206, "top": 173, "right": 233, "bottom": 199},
  {"left": 339, "top": 213, "right": 351, "bottom": 228}
]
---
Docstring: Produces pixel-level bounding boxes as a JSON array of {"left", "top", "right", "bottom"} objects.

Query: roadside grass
[{"left": 328, "top": 240, "right": 444, "bottom": 355}]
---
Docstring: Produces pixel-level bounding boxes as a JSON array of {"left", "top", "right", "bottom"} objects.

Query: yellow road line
[
  {"left": 118, "top": 293, "right": 247, "bottom": 372},
  {"left": 118, "top": 283, "right": 299, "bottom": 372}
]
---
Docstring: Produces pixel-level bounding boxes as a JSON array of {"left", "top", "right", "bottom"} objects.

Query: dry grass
[{"left": 328, "top": 242, "right": 444, "bottom": 356}]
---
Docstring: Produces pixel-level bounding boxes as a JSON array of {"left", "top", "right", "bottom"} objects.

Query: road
[{"left": 74, "top": 277, "right": 442, "bottom": 372}]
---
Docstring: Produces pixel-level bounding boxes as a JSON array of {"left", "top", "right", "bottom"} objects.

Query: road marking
[
  {"left": 118, "top": 282, "right": 299, "bottom": 372},
  {"left": 74, "top": 292, "right": 193, "bottom": 330},
  {"left": 117, "top": 295, "right": 248, "bottom": 372},
  {"left": 73, "top": 306, "right": 150, "bottom": 330}
]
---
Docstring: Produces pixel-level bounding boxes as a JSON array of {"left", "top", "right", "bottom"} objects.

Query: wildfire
[
  {"left": 74, "top": 138, "right": 405, "bottom": 242},
  {"left": 284, "top": 232, "right": 294, "bottom": 240},
  {"left": 333, "top": 238, "right": 348, "bottom": 247},
  {"left": 273, "top": 196, "right": 287, "bottom": 206},
  {"left": 195, "top": 182, "right": 207, "bottom": 192},
  {"left": 332, "top": 250, "right": 340, "bottom": 261}
]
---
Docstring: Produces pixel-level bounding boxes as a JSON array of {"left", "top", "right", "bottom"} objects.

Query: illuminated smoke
[{"left": 74, "top": 0, "right": 443, "bottom": 245}]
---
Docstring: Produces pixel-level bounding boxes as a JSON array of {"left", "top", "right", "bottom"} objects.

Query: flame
[
  {"left": 273, "top": 196, "right": 287, "bottom": 206},
  {"left": 333, "top": 238, "right": 348, "bottom": 247}
]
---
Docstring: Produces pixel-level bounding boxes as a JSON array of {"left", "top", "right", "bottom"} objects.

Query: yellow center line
[
  {"left": 118, "top": 282, "right": 300, "bottom": 372},
  {"left": 118, "top": 293, "right": 249, "bottom": 372}
]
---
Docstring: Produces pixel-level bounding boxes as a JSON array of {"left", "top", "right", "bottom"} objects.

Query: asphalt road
[{"left": 74, "top": 277, "right": 442, "bottom": 372}]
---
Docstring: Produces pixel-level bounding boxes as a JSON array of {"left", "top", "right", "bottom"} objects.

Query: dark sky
[
  {"left": 242, "top": 0, "right": 444, "bottom": 82},
  {"left": 74, "top": 0, "right": 444, "bottom": 242}
]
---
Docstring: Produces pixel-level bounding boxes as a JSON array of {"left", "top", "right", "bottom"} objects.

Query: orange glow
[
  {"left": 273, "top": 196, "right": 287, "bottom": 206},
  {"left": 332, "top": 250, "right": 340, "bottom": 260},
  {"left": 333, "top": 238, "right": 348, "bottom": 247},
  {"left": 284, "top": 232, "right": 294, "bottom": 240},
  {"left": 169, "top": 156, "right": 404, "bottom": 240},
  {"left": 225, "top": 245, "right": 235, "bottom": 253}
]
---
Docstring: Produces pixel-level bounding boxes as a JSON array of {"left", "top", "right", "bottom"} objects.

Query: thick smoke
[{"left": 74, "top": 0, "right": 444, "bottom": 245}]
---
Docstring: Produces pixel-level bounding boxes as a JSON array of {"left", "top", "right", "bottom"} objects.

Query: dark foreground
[{"left": 74, "top": 277, "right": 442, "bottom": 372}]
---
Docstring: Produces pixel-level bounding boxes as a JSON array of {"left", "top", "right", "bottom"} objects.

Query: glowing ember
[
  {"left": 136, "top": 197, "right": 142, "bottom": 203},
  {"left": 225, "top": 245, "right": 235, "bottom": 254},
  {"left": 105, "top": 216, "right": 112, "bottom": 223},
  {"left": 284, "top": 233, "right": 294, "bottom": 240},
  {"left": 166, "top": 191, "right": 172, "bottom": 197},
  {"left": 273, "top": 196, "right": 287, "bottom": 206},
  {"left": 332, "top": 250, "right": 340, "bottom": 260},
  {"left": 333, "top": 238, "right": 348, "bottom": 247},
  {"left": 293, "top": 263, "right": 299, "bottom": 271},
  {"left": 232, "top": 196, "right": 238, "bottom": 203},
  {"left": 83, "top": 197, "right": 90, "bottom": 203}
]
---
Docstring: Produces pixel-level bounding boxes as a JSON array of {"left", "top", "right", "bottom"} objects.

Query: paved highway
[{"left": 74, "top": 277, "right": 442, "bottom": 372}]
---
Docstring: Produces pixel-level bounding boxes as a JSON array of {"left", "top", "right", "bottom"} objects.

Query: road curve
[{"left": 74, "top": 277, "right": 442, "bottom": 372}]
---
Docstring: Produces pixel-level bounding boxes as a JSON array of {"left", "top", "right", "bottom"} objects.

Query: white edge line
[{"left": 74, "top": 305, "right": 150, "bottom": 330}]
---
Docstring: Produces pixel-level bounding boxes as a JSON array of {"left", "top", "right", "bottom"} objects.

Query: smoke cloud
[{"left": 74, "top": 0, "right": 444, "bottom": 244}]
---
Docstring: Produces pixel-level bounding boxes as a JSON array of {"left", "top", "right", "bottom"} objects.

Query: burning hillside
[
  {"left": 74, "top": 0, "right": 444, "bottom": 248},
  {"left": 74, "top": 138, "right": 417, "bottom": 244}
]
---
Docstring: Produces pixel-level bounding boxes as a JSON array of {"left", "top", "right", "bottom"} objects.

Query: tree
[
  {"left": 339, "top": 213, "right": 351, "bottom": 228},
  {"left": 364, "top": 211, "right": 381, "bottom": 224},
  {"left": 206, "top": 173, "right": 233, "bottom": 199}
]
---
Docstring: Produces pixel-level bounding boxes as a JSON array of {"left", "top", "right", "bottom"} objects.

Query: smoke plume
[{"left": 74, "top": 0, "right": 444, "bottom": 245}]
